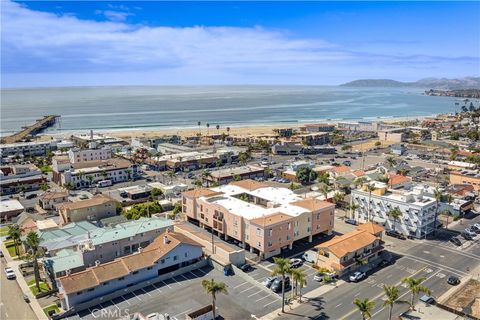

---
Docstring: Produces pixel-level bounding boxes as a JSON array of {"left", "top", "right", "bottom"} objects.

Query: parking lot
[{"left": 64, "top": 264, "right": 281, "bottom": 320}]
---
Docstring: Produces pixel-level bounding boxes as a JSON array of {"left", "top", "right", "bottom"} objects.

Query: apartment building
[
  {"left": 315, "top": 222, "right": 384, "bottom": 275},
  {"left": 182, "top": 179, "right": 334, "bottom": 259},
  {"left": 0, "top": 165, "right": 46, "bottom": 195},
  {"left": 57, "top": 230, "right": 203, "bottom": 311},
  {"left": 351, "top": 183, "right": 438, "bottom": 238},
  {"left": 450, "top": 170, "right": 480, "bottom": 191},
  {"left": 204, "top": 165, "right": 265, "bottom": 185},
  {"left": 0, "top": 140, "right": 55, "bottom": 158},
  {"left": 57, "top": 195, "right": 117, "bottom": 225},
  {"left": 151, "top": 151, "right": 218, "bottom": 171},
  {"left": 304, "top": 123, "right": 336, "bottom": 133},
  {"left": 52, "top": 157, "right": 138, "bottom": 189},
  {"left": 38, "top": 191, "right": 69, "bottom": 210},
  {"left": 68, "top": 147, "right": 112, "bottom": 163}
]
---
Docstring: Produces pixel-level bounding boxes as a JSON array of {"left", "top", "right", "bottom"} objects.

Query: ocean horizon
[{"left": 0, "top": 85, "right": 461, "bottom": 136}]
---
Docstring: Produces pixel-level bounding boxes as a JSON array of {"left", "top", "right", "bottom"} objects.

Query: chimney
[{"left": 163, "top": 235, "right": 170, "bottom": 244}]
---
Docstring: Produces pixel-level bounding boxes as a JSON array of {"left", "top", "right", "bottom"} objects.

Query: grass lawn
[
  {"left": 28, "top": 281, "right": 50, "bottom": 295},
  {"left": 0, "top": 226, "right": 9, "bottom": 237},
  {"left": 43, "top": 304, "right": 60, "bottom": 316},
  {"left": 6, "top": 244, "right": 23, "bottom": 257}
]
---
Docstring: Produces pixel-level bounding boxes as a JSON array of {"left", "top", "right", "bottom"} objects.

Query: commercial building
[
  {"left": 68, "top": 147, "right": 112, "bottom": 163},
  {"left": 351, "top": 183, "right": 438, "bottom": 238},
  {"left": 447, "top": 161, "right": 476, "bottom": 171},
  {"left": 182, "top": 179, "right": 335, "bottom": 259},
  {"left": 272, "top": 142, "right": 303, "bottom": 155},
  {"left": 57, "top": 230, "right": 203, "bottom": 311},
  {"left": 449, "top": 170, "right": 480, "bottom": 191},
  {"left": 0, "top": 165, "right": 46, "bottom": 195},
  {"left": 0, "top": 199, "right": 24, "bottom": 222},
  {"left": 57, "top": 195, "right": 117, "bottom": 225},
  {"left": 377, "top": 128, "right": 406, "bottom": 142},
  {"left": 151, "top": 151, "right": 218, "bottom": 171},
  {"left": 315, "top": 222, "right": 384, "bottom": 275},
  {"left": 204, "top": 165, "right": 265, "bottom": 185}
]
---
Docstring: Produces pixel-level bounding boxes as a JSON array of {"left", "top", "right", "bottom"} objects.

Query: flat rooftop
[{"left": 210, "top": 165, "right": 264, "bottom": 178}]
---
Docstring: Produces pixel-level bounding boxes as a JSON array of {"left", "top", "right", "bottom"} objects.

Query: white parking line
[
  {"left": 110, "top": 299, "right": 121, "bottom": 311},
  {"left": 239, "top": 286, "right": 256, "bottom": 294},
  {"left": 141, "top": 287, "right": 152, "bottom": 296},
  {"left": 121, "top": 295, "right": 131, "bottom": 305},
  {"left": 173, "top": 308, "right": 192, "bottom": 319},
  {"left": 131, "top": 291, "right": 142, "bottom": 301},
  {"left": 234, "top": 282, "right": 248, "bottom": 289},
  {"left": 190, "top": 271, "right": 199, "bottom": 278},
  {"left": 197, "top": 268, "right": 207, "bottom": 275},
  {"left": 172, "top": 277, "right": 182, "bottom": 286},
  {"left": 335, "top": 303, "right": 342, "bottom": 308},
  {"left": 264, "top": 300, "right": 278, "bottom": 308},
  {"left": 248, "top": 290, "right": 263, "bottom": 298},
  {"left": 255, "top": 295, "right": 271, "bottom": 302},
  {"left": 180, "top": 274, "right": 191, "bottom": 282},
  {"left": 162, "top": 280, "right": 172, "bottom": 289}
]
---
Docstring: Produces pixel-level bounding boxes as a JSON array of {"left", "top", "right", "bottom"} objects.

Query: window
[
  {"left": 88, "top": 288, "right": 94, "bottom": 292},
  {"left": 118, "top": 277, "right": 124, "bottom": 281},
  {"left": 287, "top": 222, "right": 291, "bottom": 230},
  {"left": 185, "top": 252, "right": 188, "bottom": 258},
  {"left": 317, "top": 213, "right": 320, "bottom": 220},
  {"left": 161, "top": 259, "right": 165, "bottom": 264},
  {"left": 308, "top": 217, "right": 311, "bottom": 222},
  {"left": 286, "top": 235, "right": 290, "bottom": 240},
  {"left": 256, "top": 228, "right": 261, "bottom": 236},
  {"left": 268, "top": 241, "right": 273, "bottom": 247},
  {"left": 268, "top": 229, "right": 272, "bottom": 236},
  {"left": 103, "top": 282, "right": 109, "bottom": 286},
  {"left": 147, "top": 267, "right": 153, "bottom": 270},
  {"left": 76, "top": 291, "right": 83, "bottom": 295},
  {"left": 307, "top": 227, "right": 310, "bottom": 232},
  {"left": 173, "top": 255, "right": 178, "bottom": 261},
  {"left": 257, "top": 242, "right": 261, "bottom": 248}
]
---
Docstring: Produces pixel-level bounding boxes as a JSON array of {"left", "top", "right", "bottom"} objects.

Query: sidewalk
[
  {"left": 259, "top": 281, "right": 344, "bottom": 320},
  {"left": 1, "top": 240, "right": 48, "bottom": 320}
]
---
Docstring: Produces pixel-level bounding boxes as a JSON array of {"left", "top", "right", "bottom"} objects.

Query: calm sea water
[{"left": 0, "top": 86, "right": 459, "bottom": 135}]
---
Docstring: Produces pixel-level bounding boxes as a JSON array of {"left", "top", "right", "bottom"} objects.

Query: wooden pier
[{"left": 1, "top": 115, "right": 60, "bottom": 144}]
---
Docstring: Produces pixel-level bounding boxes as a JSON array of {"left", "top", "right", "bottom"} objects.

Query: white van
[{"left": 302, "top": 250, "right": 318, "bottom": 263}]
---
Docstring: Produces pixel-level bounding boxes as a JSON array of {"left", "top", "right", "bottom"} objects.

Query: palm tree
[
  {"left": 347, "top": 203, "right": 359, "bottom": 220},
  {"left": 317, "top": 172, "right": 330, "bottom": 185},
  {"left": 333, "top": 176, "right": 345, "bottom": 191},
  {"left": 383, "top": 285, "right": 403, "bottom": 320},
  {"left": 167, "top": 170, "right": 175, "bottom": 184},
  {"left": 386, "top": 156, "right": 397, "bottom": 168},
  {"left": 332, "top": 192, "right": 344, "bottom": 206},
  {"left": 387, "top": 207, "right": 402, "bottom": 232},
  {"left": 354, "top": 176, "right": 367, "bottom": 188},
  {"left": 238, "top": 152, "right": 248, "bottom": 166},
  {"left": 39, "top": 182, "right": 49, "bottom": 192},
  {"left": 271, "top": 257, "right": 291, "bottom": 313},
  {"left": 226, "top": 127, "right": 230, "bottom": 135},
  {"left": 216, "top": 124, "right": 220, "bottom": 135},
  {"left": 201, "top": 278, "right": 228, "bottom": 320},
  {"left": 198, "top": 121, "right": 201, "bottom": 136},
  {"left": 319, "top": 184, "right": 330, "bottom": 201},
  {"left": 401, "top": 277, "right": 431, "bottom": 309},
  {"left": 366, "top": 184, "right": 377, "bottom": 222},
  {"left": 25, "top": 231, "right": 41, "bottom": 292},
  {"left": 291, "top": 268, "right": 307, "bottom": 302},
  {"left": 8, "top": 224, "right": 21, "bottom": 256},
  {"left": 86, "top": 175, "right": 94, "bottom": 187},
  {"left": 353, "top": 298, "right": 375, "bottom": 320},
  {"left": 202, "top": 170, "right": 212, "bottom": 187},
  {"left": 433, "top": 188, "right": 443, "bottom": 236},
  {"left": 206, "top": 123, "right": 210, "bottom": 136}
]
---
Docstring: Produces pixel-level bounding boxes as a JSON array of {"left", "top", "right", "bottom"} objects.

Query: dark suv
[{"left": 271, "top": 277, "right": 291, "bottom": 293}]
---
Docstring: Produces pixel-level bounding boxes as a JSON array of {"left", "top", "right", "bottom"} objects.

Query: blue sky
[{"left": 1, "top": 1, "right": 479, "bottom": 87}]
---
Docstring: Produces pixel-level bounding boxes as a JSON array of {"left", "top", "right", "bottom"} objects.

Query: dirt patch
[{"left": 445, "top": 279, "right": 480, "bottom": 317}]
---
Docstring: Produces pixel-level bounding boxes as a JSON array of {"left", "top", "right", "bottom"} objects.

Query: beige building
[
  {"left": 38, "top": 191, "right": 68, "bottom": 210},
  {"left": 57, "top": 195, "right": 117, "bottom": 225},
  {"left": 450, "top": 170, "right": 480, "bottom": 191},
  {"left": 315, "top": 222, "right": 384, "bottom": 275},
  {"left": 205, "top": 165, "right": 265, "bottom": 185},
  {"left": 182, "top": 179, "right": 334, "bottom": 259}
]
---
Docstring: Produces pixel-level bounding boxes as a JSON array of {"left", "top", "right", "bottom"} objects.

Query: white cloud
[{"left": 1, "top": 0, "right": 477, "bottom": 87}]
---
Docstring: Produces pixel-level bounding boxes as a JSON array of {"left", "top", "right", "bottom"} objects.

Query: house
[
  {"left": 38, "top": 191, "right": 69, "bottom": 210},
  {"left": 57, "top": 195, "right": 117, "bottom": 225},
  {"left": 315, "top": 225, "right": 384, "bottom": 275},
  {"left": 147, "top": 182, "right": 188, "bottom": 198},
  {"left": 182, "top": 179, "right": 335, "bottom": 259},
  {"left": 57, "top": 230, "right": 203, "bottom": 311},
  {"left": 388, "top": 174, "right": 412, "bottom": 189},
  {"left": 0, "top": 199, "right": 24, "bottom": 222}
]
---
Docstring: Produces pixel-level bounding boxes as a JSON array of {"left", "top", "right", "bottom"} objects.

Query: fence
[{"left": 435, "top": 303, "right": 480, "bottom": 320}]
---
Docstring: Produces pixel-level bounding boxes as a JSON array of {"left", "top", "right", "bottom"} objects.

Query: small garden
[
  {"left": 0, "top": 226, "right": 9, "bottom": 237},
  {"left": 4, "top": 239, "right": 24, "bottom": 258},
  {"left": 28, "top": 279, "right": 50, "bottom": 296},
  {"left": 43, "top": 304, "right": 61, "bottom": 317}
]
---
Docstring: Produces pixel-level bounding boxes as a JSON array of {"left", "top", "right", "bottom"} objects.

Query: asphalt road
[{"left": 0, "top": 258, "right": 37, "bottom": 320}]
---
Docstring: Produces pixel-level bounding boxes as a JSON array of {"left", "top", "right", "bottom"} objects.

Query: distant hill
[{"left": 340, "top": 77, "right": 480, "bottom": 89}]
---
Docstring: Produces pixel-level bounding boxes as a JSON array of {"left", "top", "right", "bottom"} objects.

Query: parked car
[
  {"left": 462, "top": 232, "right": 474, "bottom": 241},
  {"left": 349, "top": 271, "right": 366, "bottom": 282},
  {"left": 240, "top": 264, "right": 253, "bottom": 272},
  {"left": 271, "top": 277, "right": 291, "bottom": 293},
  {"left": 464, "top": 228, "right": 477, "bottom": 238},
  {"left": 447, "top": 276, "right": 460, "bottom": 285},
  {"left": 289, "top": 258, "right": 303, "bottom": 268},
  {"left": 342, "top": 160, "right": 352, "bottom": 166},
  {"left": 385, "top": 230, "right": 407, "bottom": 240},
  {"left": 314, "top": 272, "right": 338, "bottom": 282},
  {"left": 449, "top": 237, "right": 462, "bottom": 246},
  {"left": 419, "top": 295, "right": 435, "bottom": 305},
  {"left": 4, "top": 267, "right": 16, "bottom": 280},
  {"left": 263, "top": 277, "right": 277, "bottom": 288},
  {"left": 302, "top": 250, "right": 318, "bottom": 263},
  {"left": 344, "top": 218, "right": 357, "bottom": 226},
  {"left": 470, "top": 225, "right": 480, "bottom": 233},
  {"left": 25, "top": 193, "right": 37, "bottom": 199}
]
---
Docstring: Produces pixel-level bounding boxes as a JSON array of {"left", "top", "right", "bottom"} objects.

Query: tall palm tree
[
  {"left": 226, "top": 127, "right": 230, "bottom": 135},
  {"left": 8, "top": 224, "right": 21, "bottom": 256},
  {"left": 366, "top": 184, "right": 377, "bottom": 222},
  {"left": 39, "top": 182, "right": 49, "bottom": 192},
  {"left": 238, "top": 152, "right": 248, "bottom": 166},
  {"left": 353, "top": 298, "right": 375, "bottom": 320},
  {"left": 387, "top": 207, "right": 402, "bottom": 232},
  {"left": 386, "top": 156, "right": 397, "bottom": 168},
  {"left": 198, "top": 121, "right": 201, "bottom": 136},
  {"left": 317, "top": 172, "right": 330, "bottom": 185},
  {"left": 319, "top": 184, "right": 331, "bottom": 201},
  {"left": 354, "top": 177, "right": 367, "bottom": 188},
  {"left": 206, "top": 123, "right": 210, "bottom": 136},
  {"left": 271, "top": 257, "right": 291, "bottom": 313},
  {"left": 202, "top": 170, "right": 212, "bottom": 187},
  {"left": 291, "top": 268, "right": 307, "bottom": 302},
  {"left": 433, "top": 188, "right": 443, "bottom": 236},
  {"left": 25, "top": 231, "right": 41, "bottom": 292},
  {"left": 401, "top": 277, "right": 431, "bottom": 309},
  {"left": 383, "top": 285, "right": 402, "bottom": 320},
  {"left": 347, "top": 203, "right": 359, "bottom": 220},
  {"left": 201, "top": 278, "right": 228, "bottom": 320},
  {"left": 216, "top": 124, "right": 220, "bottom": 135}
]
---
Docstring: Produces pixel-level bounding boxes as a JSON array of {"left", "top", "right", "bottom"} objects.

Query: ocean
[{"left": 0, "top": 86, "right": 459, "bottom": 136}]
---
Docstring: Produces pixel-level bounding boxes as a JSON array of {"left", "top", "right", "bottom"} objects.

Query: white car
[
  {"left": 349, "top": 271, "right": 366, "bottom": 282},
  {"left": 4, "top": 267, "right": 16, "bottom": 280}
]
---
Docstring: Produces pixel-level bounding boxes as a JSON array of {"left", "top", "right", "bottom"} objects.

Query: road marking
[
  {"left": 436, "top": 273, "right": 446, "bottom": 278},
  {"left": 335, "top": 303, "right": 342, "bottom": 308},
  {"left": 162, "top": 280, "right": 172, "bottom": 289},
  {"left": 264, "top": 300, "right": 278, "bottom": 308},
  {"left": 121, "top": 295, "right": 131, "bottom": 305},
  {"left": 423, "top": 250, "right": 430, "bottom": 254},
  {"left": 131, "top": 291, "right": 142, "bottom": 301},
  {"left": 400, "top": 254, "right": 468, "bottom": 276},
  {"left": 172, "top": 277, "right": 181, "bottom": 286},
  {"left": 440, "top": 255, "right": 445, "bottom": 258},
  {"left": 424, "top": 268, "right": 433, "bottom": 273},
  {"left": 197, "top": 268, "right": 207, "bottom": 275},
  {"left": 255, "top": 295, "right": 271, "bottom": 302},
  {"left": 180, "top": 274, "right": 190, "bottom": 282},
  {"left": 354, "top": 292, "right": 360, "bottom": 297},
  {"left": 234, "top": 282, "right": 248, "bottom": 289},
  {"left": 190, "top": 271, "right": 199, "bottom": 278},
  {"left": 248, "top": 290, "right": 263, "bottom": 298},
  {"left": 239, "top": 286, "right": 256, "bottom": 294}
]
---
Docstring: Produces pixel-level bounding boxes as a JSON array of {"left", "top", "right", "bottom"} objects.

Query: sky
[{"left": 1, "top": 1, "right": 479, "bottom": 87}]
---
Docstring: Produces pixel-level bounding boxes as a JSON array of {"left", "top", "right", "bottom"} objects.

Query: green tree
[
  {"left": 291, "top": 268, "right": 307, "bottom": 302},
  {"left": 8, "top": 224, "right": 21, "bottom": 256},
  {"left": 353, "top": 298, "right": 375, "bottom": 320},
  {"left": 341, "top": 144, "right": 353, "bottom": 151},
  {"left": 387, "top": 207, "right": 402, "bottom": 232},
  {"left": 238, "top": 152, "right": 249, "bottom": 166},
  {"left": 39, "top": 182, "right": 49, "bottom": 192},
  {"left": 332, "top": 192, "right": 344, "bottom": 206},
  {"left": 271, "top": 257, "right": 291, "bottom": 313},
  {"left": 296, "top": 167, "right": 318, "bottom": 185},
  {"left": 201, "top": 279, "right": 228, "bottom": 320},
  {"left": 317, "top": 172, "right": 330, "bottom": 185},
  {"left": 150, "top": 188, "right": 163, "bottom": 201},
  {"left": 374, "top": 141, "right": 382, "bottom": 147},
  {"left": 401, "top": 277, "right": 431, "bottom": 308},
  {"left": 383, "top": 285, "right": 404, "bottom": 320},
  {"left": 319, "top": 184, "right": 331, "bottom": 201},
  {"left": 347, "top": 203, "right": 359, "bottom": 220},
  {"left": 386, "top": 156, "right": 397, "bottom": 168},
  {"left": 202, "top": 170, "right": 213, "bottom": 187},
  {"left": 25, "top": 231, "right": 42, "bottom": 292}
]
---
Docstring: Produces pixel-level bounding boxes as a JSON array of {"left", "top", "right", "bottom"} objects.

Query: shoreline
[{"left": 36, "top": 114, "right": 435, "bottom": 140}]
